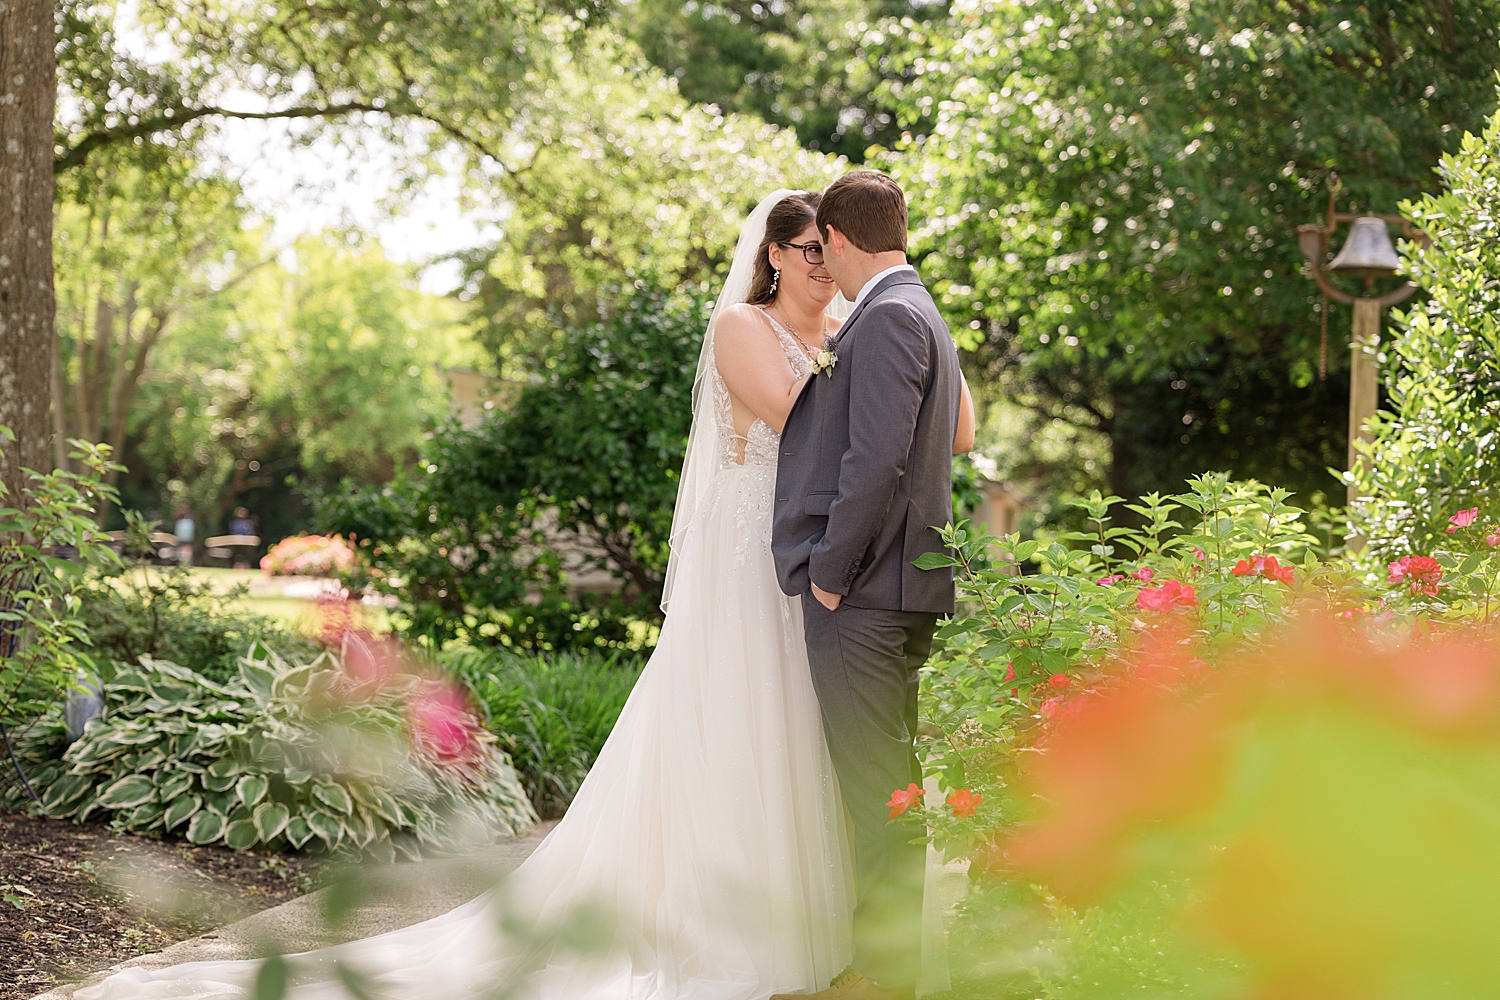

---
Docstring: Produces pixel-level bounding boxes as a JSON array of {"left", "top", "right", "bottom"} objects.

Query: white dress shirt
[{"left": 850, "top": 262, "right": 917, "bottom": 313}]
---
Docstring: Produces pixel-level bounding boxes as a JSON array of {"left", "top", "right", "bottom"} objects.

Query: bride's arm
[
  {"left": 714, "top": 305, "right": 808, "bottom": 435},
  {"left": 954, "top": 373, "right": 976, "bottom": 454}
]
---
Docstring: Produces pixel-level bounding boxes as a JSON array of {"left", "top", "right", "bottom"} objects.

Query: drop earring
[{"left": 769, "top": 268, "right": 780, "bottom": 296}]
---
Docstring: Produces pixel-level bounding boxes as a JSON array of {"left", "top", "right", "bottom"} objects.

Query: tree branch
[{"left": 54, "top": 100, "right": 387, "bottom": 174}]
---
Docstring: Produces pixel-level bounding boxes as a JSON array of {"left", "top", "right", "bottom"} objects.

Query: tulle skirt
[{"left": 78, "top": 464, "right": 854, "bottom": 1000}]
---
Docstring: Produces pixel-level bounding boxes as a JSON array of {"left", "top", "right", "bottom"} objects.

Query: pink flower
[
  {"left": 1446, "top": 507, "right": 1480, "bottom": 533},
  {"left": 1001, "top": 662, "right": 1017, "bottom": 683},
  {"left": 1136, "top": 579, "right": 1198, "bottom": 612},
  {"left": 887, "top": 783, "right": 924, "bottom": 818},
  {"left": 409, "top": 683, "right": 484, "bottom": 771},
  {"left": 1388, "top": 555, "right": 1443, "bottom": 597},
  {"left": 1048, "top": 673, "right": 1073, "bottom": 689},
  {"left": 1487, "top": 531, "right": 1500, "bottom": 548},
  {"left": 1192, "top": 547, "right": 1206, "bottom": 561},
  {"left": 1133, "top": 566, "right": 1155, "bottom": 582},
  {"left": 946, "top": 789, "right": 983, "bottom": 819},
  {"left": 1232, "top": 554, "right": 1295, "bottom": 584},
  {"left": 1096, "top": 574, "right": 1125, "bottom": 587}
]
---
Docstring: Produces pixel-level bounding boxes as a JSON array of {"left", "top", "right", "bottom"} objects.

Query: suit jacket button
[{"left": 777, "top": 497, "right": 787, "bottom": 502}]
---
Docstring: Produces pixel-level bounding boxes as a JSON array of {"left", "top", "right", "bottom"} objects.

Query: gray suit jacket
[{"left": 771, "top": 270, "right": 960, "bottom": 615}]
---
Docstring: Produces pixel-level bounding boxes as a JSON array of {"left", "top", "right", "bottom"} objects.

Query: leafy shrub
[
  {"left": 0, "top": 434, "right": 122, "bottom": 724},
  {"left": 1, "top": 646, "right": 536, "bottom": 860},
  {"left": 260, "top": 534, "right": 358, "bottom": 577},
  {"left": 915, "top": 473, "right": 1326, "bottom": 852},
  {"left": 1350, "top": 93, "right": 1500, "bottom": 566},
  {"left": 318, "top": 287, "right": 706, "bottom": 650},
  {"left": 447, "top": 647, "right": 641, "bottom": 818},
  {"left": 77, "top": 566, "right": 320, "bottom": 684}
]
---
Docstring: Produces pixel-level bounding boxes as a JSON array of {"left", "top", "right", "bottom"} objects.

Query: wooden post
[{"left": 1346, "top": 297, "right": 1382, "bottom": 505}]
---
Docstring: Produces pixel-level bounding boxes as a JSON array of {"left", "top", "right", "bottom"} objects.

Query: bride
[{"left": 77, "top": 189, "right": 975, "bottom": 1000}]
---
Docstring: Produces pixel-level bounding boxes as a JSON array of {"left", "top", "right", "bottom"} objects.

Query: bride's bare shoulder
[
  {"left": 714, "top": 303, "right": 771, "bottom": 348},
  {"left": 717, "top": 302, "right": 767, "bottom": 328},
  {"left": 826, "top": 314, "right": 845, "bottom": 333}
]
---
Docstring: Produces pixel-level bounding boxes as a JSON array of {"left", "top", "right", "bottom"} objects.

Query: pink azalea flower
[
  {"left": 1446, "top": 507, "right": 1480, "bottom": 533},
  {"left": 409, "top": 683, "right": 484, "bottom": 771},
  {"left": 1388, "top": 555, "right": 1443, "bottom": 597},
  {"left": 1096, "top": 573, "right": 1126, "bottom": 587},
  {"left": 1133, "top": 566, "right": 1155, "bottom": 582},
  {"left": 1136, "top": 579, "right": 1198, "bottom": 612}
]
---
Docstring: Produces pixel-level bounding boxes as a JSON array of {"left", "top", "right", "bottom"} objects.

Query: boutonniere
[{"left": 809, "top": 337, "right": 838, "bottom": 378}]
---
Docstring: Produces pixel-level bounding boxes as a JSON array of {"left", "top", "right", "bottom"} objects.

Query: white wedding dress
[{"left": 77, "top": 195, "right": 856, "bottom": 1000}]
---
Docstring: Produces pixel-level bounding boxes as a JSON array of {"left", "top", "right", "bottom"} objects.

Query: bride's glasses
[{"left": 778, "top": 241, "right": 825, "bottom": 265}]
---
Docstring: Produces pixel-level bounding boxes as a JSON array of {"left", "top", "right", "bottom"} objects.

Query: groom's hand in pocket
[{"left": 811, "top": 583, "right": 842, "bottom": 611}]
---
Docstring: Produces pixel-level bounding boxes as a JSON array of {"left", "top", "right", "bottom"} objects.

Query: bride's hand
[{"left": 953, "top": 374, "right": 976, "bottom": 455}]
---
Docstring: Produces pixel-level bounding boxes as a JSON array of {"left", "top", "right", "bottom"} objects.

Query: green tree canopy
[
  {"left": 875, "top": 0, "right": 1500, "bottom": 506},
  {"left": 1351, "top": 91, "right": 1500, "bottom": 563}
]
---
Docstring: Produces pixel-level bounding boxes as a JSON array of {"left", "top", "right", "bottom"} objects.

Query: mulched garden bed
[{"left": 0, "top": 811, "right": 327, "bottom": 1000}]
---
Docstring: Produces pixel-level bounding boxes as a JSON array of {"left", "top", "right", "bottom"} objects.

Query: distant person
[
  {"left": 228, "top": 507, "right": 256, "bottom": 537},
  {"left": 173, "top": 509, "right": 195, "bottom": 566},
  {"left": 227, "top": 507, "right": 257, "bottom": 569}
]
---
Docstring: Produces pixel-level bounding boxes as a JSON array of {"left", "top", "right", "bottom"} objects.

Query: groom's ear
[{"left": 822, "top": 225, "right": 844, "bottom": 258}]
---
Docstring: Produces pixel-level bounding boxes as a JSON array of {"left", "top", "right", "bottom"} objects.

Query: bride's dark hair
[{"left": 744, "top": 191, "right": 822, "bottom": 306}]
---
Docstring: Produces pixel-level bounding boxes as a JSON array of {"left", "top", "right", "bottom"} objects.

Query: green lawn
[{"left": 108, "top": 566, "right": 389, "bottom": 631}]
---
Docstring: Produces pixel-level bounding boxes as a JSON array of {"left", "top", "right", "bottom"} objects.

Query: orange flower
[
  {"left": 886, "top": 783, "right": 925, "bottom": 818},
  {"left": 947, "top": 788, "right": 983, "bottom": 818},
  {"left": 1049, "top": 673, "right": 1073, "bottom": 689}
]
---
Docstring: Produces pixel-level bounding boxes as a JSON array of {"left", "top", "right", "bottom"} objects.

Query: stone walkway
[
  {"left": 34, "top": 820, "right": 971, "bottom": 1000},
  {"left": 31, "top": 822, "right": 558, "bottom": 1000}
]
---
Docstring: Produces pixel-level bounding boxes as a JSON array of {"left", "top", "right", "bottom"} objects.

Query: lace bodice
[{"left": 709, "top": 308, "right": 813, "bottom": 469}]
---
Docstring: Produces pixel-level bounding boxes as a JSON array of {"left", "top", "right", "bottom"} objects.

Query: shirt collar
[{"left": 851, "top": 262, "right": 917, "bottom": 312}]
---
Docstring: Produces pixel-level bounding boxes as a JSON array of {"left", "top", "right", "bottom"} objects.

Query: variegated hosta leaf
[
  {"left": 313, "top": 783, "right": 352, "bottom": 815},
  {"left": 95, "top": 775, "right": 156, "bottom": 809},
  {"left": 163, "top": 794, "right": 201, "bottom": 830},
  {"left": 253, "top": 801, "right": 290, "bottom": 842},
  {"left": 224, "top": 819, "right": 258, "bottom": 850},
  {"left": 305, "top": 809, "right": 344, "bottom": 849},
  {"left": 187, "top": 809, "right": 225, "bottom": 845},
  {"left": 236, "top": 774, "right": 268, "bottom": 807},
  {"left": 156, "top": 770, "right": 195, "bottom": 800},
  {"left": 284, "top": 815, "right": 315, "bottom": 849}
]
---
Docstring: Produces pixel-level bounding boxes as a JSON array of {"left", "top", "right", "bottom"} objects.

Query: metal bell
[{"left": 1328, "top": 216, "right": 1401, "bottom": 277}]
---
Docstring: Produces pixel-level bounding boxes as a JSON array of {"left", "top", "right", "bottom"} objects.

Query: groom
[{"left": 771, "top": 170, "right": 961, "bottom": 1000}]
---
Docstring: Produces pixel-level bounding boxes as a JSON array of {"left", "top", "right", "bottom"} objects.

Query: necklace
[{"left": 770, "top": 304, "right": 825, "bottom": 360}]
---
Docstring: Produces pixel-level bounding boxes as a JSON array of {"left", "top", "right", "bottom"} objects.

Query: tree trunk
[{"left": 0, "top": 0, "right": 57, "bottom": 501}]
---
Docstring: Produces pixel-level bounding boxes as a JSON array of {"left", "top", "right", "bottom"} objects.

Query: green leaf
[
  {"left": 202, "top": 761, "right": 241, "bottom": 792},
  {"left": 224, "top": 819, "right": 259, "bottom": 850},
  {"left": 912, "top": 551, "right": 957, "bottom": 570},
  {"left": 1457, "top": 552, "right": 1486, "bottom": 576},
  {"left": 156, "top": 771, "right": 195, "bottom": 801},
  {"left": 236, "top": 774, "right": 269, "bottom": 808},
  {"left": 284, "top": 816, "right": 315, "bottom": 850},
  {"left": 313, "top": 783, "right": 353, "bottom": 815},
  {"left": 254, "top": 955, "right": 288, "bottom": 1000},
  {"left": 164, "top": 794, "right": 202, "bottom": 830},
  {"left": 95, "top": 775, "right": 156, "bottom": 810},
  {"left": 306, "top": 809, "right": 344, "bottom": 849},
  {"left": 186, "top": 809, "right": 226, "bottom": 845},
  {"left": 253, "top": 802, "right": 290, "bottom": 842},
  {"left": 239, "top": 658, "right": 277, "bottom": 701}
]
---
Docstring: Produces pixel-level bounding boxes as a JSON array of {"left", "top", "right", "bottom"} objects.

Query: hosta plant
[{"left": 1, "top": 644, "right": 536, "bottom": 860}]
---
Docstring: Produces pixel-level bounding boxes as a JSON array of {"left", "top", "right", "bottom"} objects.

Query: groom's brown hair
[{"left": 816, "top": 169, "right": 908, "bottom": 253}]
